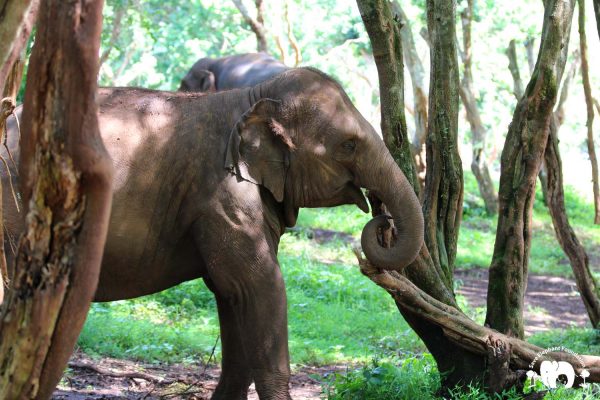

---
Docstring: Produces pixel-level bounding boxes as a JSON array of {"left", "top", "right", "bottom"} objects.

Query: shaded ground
[
  {"left": 54, "top": 351, "right": 337, "bottom": 399},
  {"left": 455, "top": 268, "right": 589, "bottom": 335}
]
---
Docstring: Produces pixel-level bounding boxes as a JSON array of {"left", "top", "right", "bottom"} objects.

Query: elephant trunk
[{"left": 360, "top": 149, "right": 424, "bottom": 270}]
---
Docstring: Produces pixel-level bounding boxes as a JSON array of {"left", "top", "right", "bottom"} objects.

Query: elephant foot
[
  {"left": 210, "top": 373, "right": 252, "bottom": 400},
  {"left": 252, "top": 369, "right": 292, "bottom": 400}
]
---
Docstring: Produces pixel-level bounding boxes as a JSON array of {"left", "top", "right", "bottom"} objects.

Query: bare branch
[
  {"left": 232, "top": 0, "right": 268, "bottom": 53},
  {"left": 99, "top": 3, "right": 127, "bottom": 66}
]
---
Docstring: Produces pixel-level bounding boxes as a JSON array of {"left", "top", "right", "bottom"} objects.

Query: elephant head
[
  {"left": 540, "top": 360, "right": 576, "bottom": 388},
  {"left": 179, "top": 68, "right": 216, "bottom": 92},
  {"left": 226, "top": 68, "right": 424, "bottom": 270}
]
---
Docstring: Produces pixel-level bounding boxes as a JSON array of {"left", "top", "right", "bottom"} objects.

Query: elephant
[
  {"left": 179, "top": 52, "right": 288, "bottom": 93},
  {"left": 2, "top": 67, "right": 423, "bottom": 399},
  {"left": 540, "top": 360, "right": 576, "bottom": 388}
]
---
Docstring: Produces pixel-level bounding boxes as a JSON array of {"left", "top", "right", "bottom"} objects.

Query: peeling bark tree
[
  {"left": 459, "top": 0, "right": 497, "bottom": 215},
  {"left": 579, "top": 0, "right": 600, "bottom": 225},
  {"left": 232, "top": 0, "right": 269, "bottom": 53},
  {"left": 0, "top": 0, "right": 38, "bottom": 304},
  {"left": 357, "top": 0, "right": 600, "bottom": 392},
  {"left": 392, "top": 0, "right": 428, "bottom": 193},
  {"left": 0, "top": 1, "right": 114, "bottom": 398},
  {"left": 485, "top": 0, "right": 575, "bottom": 339},
  {"left": 423, "top": 0, "right": 463, "bottom": 287}
]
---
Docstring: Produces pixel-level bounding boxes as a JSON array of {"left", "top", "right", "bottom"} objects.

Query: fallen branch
[
  {"left": 68, "top": 361, "right": 166, "bottom": 383},
  {"left": 354, "top": 249, "right": 600, "bottom": 384}
]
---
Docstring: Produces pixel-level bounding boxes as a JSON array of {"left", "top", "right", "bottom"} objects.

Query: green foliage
[
  {"left": 529, "top": 328, "right": 600, "bottom": 356},
  {"left": 323, "top": 356, "right": 439, "bottom": 400}
]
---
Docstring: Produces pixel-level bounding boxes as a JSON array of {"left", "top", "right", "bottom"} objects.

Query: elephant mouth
[{"left": 338, "top": 182, "right": 369, "bottom": 213}]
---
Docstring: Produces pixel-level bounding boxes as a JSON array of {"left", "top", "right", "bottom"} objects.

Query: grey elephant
[
  {"left": 2, "top": 68, "right": 423, "bottom": 399},
  {"left": 179, "top": 52, "right": 288, "bottom": 92}
]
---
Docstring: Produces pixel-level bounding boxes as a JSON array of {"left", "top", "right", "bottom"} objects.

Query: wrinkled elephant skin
[
  {"left": 179, "top": 53, "right": 288, "bottom": 93},
  {"left": 2, "top": 68, "right": 423, "bottom": 399}
]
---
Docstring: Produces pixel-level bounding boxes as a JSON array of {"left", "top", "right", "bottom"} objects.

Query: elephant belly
[{"left": 94, "top": 228, "right": 204, "bottom": 301}]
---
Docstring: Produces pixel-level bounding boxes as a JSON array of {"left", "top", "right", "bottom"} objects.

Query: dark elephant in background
[
  {"left": 2, "top": 68, "right": 423, "bottom": 399},
  {"left": 179, "top": 52, "right": 288, "bottom": 92}
]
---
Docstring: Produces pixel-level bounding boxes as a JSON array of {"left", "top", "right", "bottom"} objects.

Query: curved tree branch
[{"left": 232, "top": 0, "right": 269, "bottom": 53}]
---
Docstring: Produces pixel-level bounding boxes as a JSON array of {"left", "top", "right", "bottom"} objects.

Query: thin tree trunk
[
  {"left": 0, "top": 1, "right": 114, "bottom": 398},
  {"left": 545, "top": 117, "right": 600, "bottom": 327},
  {"left": 392, "top": 0, "right": 428, "bottom": 194},
  {"left": 99, "top": 1, "right": 127, "bottom": 66},
  {"left": 485, "top": 0, "right": 575, "bottom": 339},
  {"left": 284, "top": 1, "right": 301, "bottom": 66},
  {"left": 506, "top": 24, "right": 599, "bottom": 327},
  {"left": 232, "top": 0, "right": 269, "bottom": 53},
  {"left": 0, "top": 0, "right": 38, "bottom": 305},
  {"left": 593, "top": 0, "right": 600, "bottom": 41},
  {"left": 579, "top": 0, "right": 600, "bottom": 224},
  {"left": 423, "top": 0, "right": 463, "bottom": 287},
  {"left": 459, "top": 0, "right": 497, "bottom": 216},
  {"left": 506, "top": 40, "right": 525, "bottom": 99}
]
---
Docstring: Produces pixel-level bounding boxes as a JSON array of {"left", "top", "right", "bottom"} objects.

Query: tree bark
[
  {"left": 506, "top": 40, "right": 525, "bottom": 99},
  {"left": 545, "top": 117, "right": 600, "bottom": 328},
  {"left": 458, "top": 0, "right": 498, "bottom": 216},
  {"left": 0, "top": 1, "right": 114, "bottom": 398},
  {"left": 284, "top": 1, "right": 301, "bottom": 66},
  {"left": 99, "top": 0, "right": 127, "bottom": 66},
  {"left": 0, "top": 0, "right": 38, "bottom": 305},
  {"left": 0, "top": 0, "right": 38, "bottom": 93},
  {"left": 423, "top": 0, "right": 463, "bottom": 287},
  {"left": 485, "top": 0, "right": 575, "bottom": 339},
  {"left": 579, "top": 0, "right": 600, "bottom": 224},
  {"left": 232, "top": 0, "right": 269, "bottom": 53},
  {"left": 593, "top": 0, "right": 600, "bottom": 41},
  {"left": 391, "top": 0, "right": 428, "bottom": 194}
]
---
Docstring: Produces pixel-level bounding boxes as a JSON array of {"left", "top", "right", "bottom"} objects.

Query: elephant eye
[{"left": 342, "top": 140, "right": 356, "bottom": 152}]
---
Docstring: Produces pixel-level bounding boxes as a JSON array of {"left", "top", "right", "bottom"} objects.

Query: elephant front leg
[
  {"left": 196, "top": 225, "right": 292, "bottom": 400},
  {"left": 204, "top": 278, "right": 253, "bottom": 400}
]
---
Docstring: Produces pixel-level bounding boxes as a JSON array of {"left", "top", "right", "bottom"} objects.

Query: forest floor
[{"left": 54, "top": 269, "right": 588, "bottom": 400}]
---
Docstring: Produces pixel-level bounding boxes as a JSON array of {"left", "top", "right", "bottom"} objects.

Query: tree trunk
[
  {"left": 545, "top": 117, "right": 600, "bottom": 327},
  {"left": 593, "top": 0, "right": 600, "bottom": 41},
  {"left": 506, "top": 40, "right": 525, "bottom": 99},
  {"left": 391, "top": 0, "right": 428, "bottom": 194},
  {"left": 459, "top": 0, "right": 498, "bottom": 216},
  {"left": 485, "top": 0, "right": 575, "bottom": 339},
  {"left": 423, "top": 0, "right": 463, "bottom": 287},
  {"left": 579, "top": 0, "right": 600, "bottom": 225},
  {"left": 0, "top": 1, "right": 114, "bottom": 398},
  {"left": 232, "top": 0, "right": 269, "bottom": 53},
  {"left": 0, "top": 0, "right": 38, "bottom": 305}
]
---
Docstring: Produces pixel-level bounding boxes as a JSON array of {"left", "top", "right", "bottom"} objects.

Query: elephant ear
[
  {"left": 179, "top": 69, "right": 216, "bottom": 92},
  {"left": 225, "top": 98, "right": 295, "bottom": 203}
]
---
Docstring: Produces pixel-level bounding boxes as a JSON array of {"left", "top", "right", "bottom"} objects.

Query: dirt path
[
  {"left": 455, "top": 268, "right": 589, "bottom": 335},
  {"left": 54, "top": 351, "right": 334, "bottom": 399}
]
